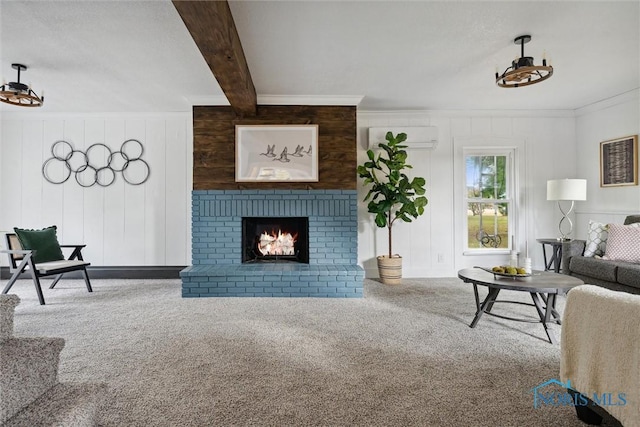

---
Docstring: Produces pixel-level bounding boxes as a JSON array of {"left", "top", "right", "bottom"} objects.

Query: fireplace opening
[{"left": 242, "top": 217, "right": 309, "bottom": 263}]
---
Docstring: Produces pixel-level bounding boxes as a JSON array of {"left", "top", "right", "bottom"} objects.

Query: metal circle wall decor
[{"left": 42, "top": 139, "right": 150, "bottom": 187}]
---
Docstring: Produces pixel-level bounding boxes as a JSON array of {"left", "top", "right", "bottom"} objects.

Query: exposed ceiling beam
[{"left": 172, "top": 0, "right": 257, "bottom": 117}]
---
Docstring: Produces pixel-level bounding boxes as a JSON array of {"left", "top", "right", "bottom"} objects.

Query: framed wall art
[
  {"left": 600, "top": 135, "right": 638, "bottom": 187},
  {"left": 235, "top": 125, "right": 319, "bottom": 182}
]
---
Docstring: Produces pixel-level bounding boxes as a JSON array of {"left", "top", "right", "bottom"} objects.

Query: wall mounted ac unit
[{"left": 368, "top": 126, "right": 438, "bottom": 150}]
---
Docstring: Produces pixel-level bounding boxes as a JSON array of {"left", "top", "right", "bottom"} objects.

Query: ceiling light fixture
[
  {"left": 0, "top": 63, "right": 44, "bottom": 107},
  {"left": 495, "top": 35, "right": 553, "bottom": 88}
]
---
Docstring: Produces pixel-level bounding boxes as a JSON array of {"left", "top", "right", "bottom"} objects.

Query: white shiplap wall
[
  {"left": 356, "top": 110, "right": 577, "bottom": 278},
  {"left": 2, "top": 93, "right": 634, "bottom": 275},
  {"left": 0, "top": 113, "right": 191, "bottom": 267},
  {"left": 573, "top": 89, "right": 640, "bottom": 233}
]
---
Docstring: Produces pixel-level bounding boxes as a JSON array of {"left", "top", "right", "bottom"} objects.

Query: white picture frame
[{"left": 235, "top": 125, "right": 319, "bottom": 182}]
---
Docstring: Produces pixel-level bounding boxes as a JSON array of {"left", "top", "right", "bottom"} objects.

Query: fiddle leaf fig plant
[{"left": 357, "top": 131, "right": 428, "bottom": 258}]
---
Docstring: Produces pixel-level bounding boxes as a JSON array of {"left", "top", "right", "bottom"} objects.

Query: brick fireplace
[
  {"left": 183, "top": 105, "right": 362, "bottom": 298},
  {"left": 180, "top": 189, "right": 364, "bottom": 297}
]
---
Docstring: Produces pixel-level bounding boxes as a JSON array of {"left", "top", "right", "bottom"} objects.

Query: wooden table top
[{"left": 458, "top": 268, "right": 584, "bottom": 293}]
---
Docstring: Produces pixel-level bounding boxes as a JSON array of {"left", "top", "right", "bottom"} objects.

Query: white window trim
[
  {"left": 453, "top": 137, "right": 525, "bottom": 263},
  {"left": 463, "top": 148, "right": 515, "bottom": 254}
]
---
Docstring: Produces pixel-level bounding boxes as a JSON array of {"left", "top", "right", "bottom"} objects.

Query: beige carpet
[{"left": 7, "top": 277, "right": 607, "bottom": 426}]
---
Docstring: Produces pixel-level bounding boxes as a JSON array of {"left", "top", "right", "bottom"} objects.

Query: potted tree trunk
[{"left": 357, "top": 131, "right": 428, "bottom": 285}]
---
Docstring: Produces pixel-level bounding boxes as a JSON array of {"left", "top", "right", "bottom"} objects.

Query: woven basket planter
[{"left": 377, "top": 255, "right": 402, "bottom": 285}]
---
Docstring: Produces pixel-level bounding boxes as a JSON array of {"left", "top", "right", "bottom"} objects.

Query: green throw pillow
[{"left": 13, "top": 226, "right": 64, "bottom": 264}]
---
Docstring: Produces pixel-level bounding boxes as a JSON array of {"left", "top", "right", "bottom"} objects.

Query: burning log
[{"left": 258, "top": 229, "right": 297, "bottom": 256}]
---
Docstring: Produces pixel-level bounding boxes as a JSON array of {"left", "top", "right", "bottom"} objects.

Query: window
[{"left": 464, "top": 149, "right": 514, "bottom": 251}]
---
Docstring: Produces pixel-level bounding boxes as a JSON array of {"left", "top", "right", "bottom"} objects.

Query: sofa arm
[
  {"left": 561, "top": 240, "right": 586, "bottom": 274},
  {"left": 561, "top": 285, "right": 640, "bottom": 427}
]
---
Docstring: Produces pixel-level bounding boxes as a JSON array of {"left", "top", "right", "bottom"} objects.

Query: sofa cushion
[
  {"left": 584, "top": 220, "right": 609, "bottom": 257},
  {"left": 570, "top": 256, "right": 618, "bottom": 283},
  {"left": 617, "top": 263, "right": 640, "bottom": 290},
  {"left": 624, "top": 215, "right": 640, "bottom": 225},
  {"left": 603, "top": 223, "right": 640, "bottom": 263}
]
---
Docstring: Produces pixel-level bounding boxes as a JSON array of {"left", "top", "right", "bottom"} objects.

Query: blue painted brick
[
  {"left": 276, "top": 282, "right": 292, "bottom": 287},
  {"left": 207, "top": 288, "right": 231, "bottom": 295},
  {"left": 295, "top": 281, "right": 312, "bottom": 287},
  {"left": 325, "top": 253, "right": 345, "bottom": 259},
  {"left": 217, "top": 282, "right": 237, "bottom": 288},
  {"left": 325, "top": 242, "right": 345, "bottom": 248},
  {"left": 333, "top": 247, "right": 354, "bottom": 254},
  {"left": 186, "top": 189, "right": 361, "bottom": 296}
]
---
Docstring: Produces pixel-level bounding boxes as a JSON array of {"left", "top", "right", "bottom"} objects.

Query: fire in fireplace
[{"left": 242, "top": 217, "right": 309, "bottom": 263}]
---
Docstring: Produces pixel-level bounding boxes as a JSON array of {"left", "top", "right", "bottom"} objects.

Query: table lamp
[{"left": 547, "top": 179, "right": 587, "bottom": 240}]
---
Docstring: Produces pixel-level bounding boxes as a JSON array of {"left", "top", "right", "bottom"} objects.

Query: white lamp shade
[{"left": 547, "top": 179, "right": 587, "bottom": 201}]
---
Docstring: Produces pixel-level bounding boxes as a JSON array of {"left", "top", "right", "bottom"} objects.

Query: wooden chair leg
[
  {"left": 81, "top": 268, "right": 93, "bottom": 293},
  {"left": 49, "top": 273, "right": 64, "bottom": 289}
]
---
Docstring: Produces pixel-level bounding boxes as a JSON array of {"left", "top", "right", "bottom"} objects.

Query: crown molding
[
  {"left": 358, "top": 109, "right": 576, "bottom": 119},
  {"left": 574, "top": 88, "right": 640, "bottom": 117},
  {"left": 0, "top": 111, "right": 190, "bottom": 120}
]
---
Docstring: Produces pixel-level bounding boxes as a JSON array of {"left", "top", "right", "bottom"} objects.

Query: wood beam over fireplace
[{"left": 172, "top": 0, "right": 257, "bottom": 117}]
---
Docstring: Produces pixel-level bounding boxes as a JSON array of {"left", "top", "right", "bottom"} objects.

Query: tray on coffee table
[{"left": 475, "top": 266, "right": 531, "bottom": 279}]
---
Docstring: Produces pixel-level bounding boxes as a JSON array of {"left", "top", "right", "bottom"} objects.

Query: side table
[{"left": 536, "top": 238, "right": 563, "bottom": 273}]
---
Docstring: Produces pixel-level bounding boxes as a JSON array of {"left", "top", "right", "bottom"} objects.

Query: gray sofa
[{"left": 561, "top": 215, "right": 640, "bottom": 295}]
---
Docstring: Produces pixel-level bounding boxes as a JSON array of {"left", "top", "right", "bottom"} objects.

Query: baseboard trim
[{"left": 0, "top": 266, "right": 185, "bottom": 280}]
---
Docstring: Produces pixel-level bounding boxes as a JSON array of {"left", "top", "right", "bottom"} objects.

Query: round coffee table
[{"left": 457, "top": 268, "right": 584, "bottom": 344}]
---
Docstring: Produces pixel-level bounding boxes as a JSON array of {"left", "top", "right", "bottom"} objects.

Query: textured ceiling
[{"left": 1, "top": 1, "right": 638, "bottom": 113}]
